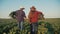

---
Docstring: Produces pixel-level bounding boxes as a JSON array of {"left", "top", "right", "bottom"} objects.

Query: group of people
[{"left": 14, "top": 6, "right": 44, "bottom": 34}]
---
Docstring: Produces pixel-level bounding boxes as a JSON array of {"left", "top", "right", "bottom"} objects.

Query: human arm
[{"left": 38, "top": 11, "right": 45, "bottom": 20}]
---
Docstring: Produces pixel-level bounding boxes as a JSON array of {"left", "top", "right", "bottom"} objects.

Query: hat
[
  {"left": 30, "top": 6, "right": 36, "bottom": 9},
  {"left": 20, "top": 6, "right": 25, "bottom": 9}
]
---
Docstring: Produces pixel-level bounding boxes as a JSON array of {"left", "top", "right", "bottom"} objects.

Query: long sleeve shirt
[{"left": 15, "top": 10, "right": 26, "bottom": 22}]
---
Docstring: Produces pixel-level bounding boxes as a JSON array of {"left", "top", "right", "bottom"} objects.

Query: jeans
[
  {"left": 30, "top": 23, "right": 38, "bottom": 34},
  {"left": 17, "top": 21, "right": 24, "bottom": 31}
]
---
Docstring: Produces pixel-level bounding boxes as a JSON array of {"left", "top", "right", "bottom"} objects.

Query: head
[
  {"left": 30, "top": 6, "right": 36, "bottom": 12},
  {"left": 20, "top": 8, "right": 25, "bottom": 11}
]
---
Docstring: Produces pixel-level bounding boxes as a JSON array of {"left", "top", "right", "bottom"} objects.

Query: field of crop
[{"left": 0, "top": 18, "right": 60, "bottom": 34}]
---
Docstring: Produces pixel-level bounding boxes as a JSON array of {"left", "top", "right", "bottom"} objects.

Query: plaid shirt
[
  {"left": 15, "top": 10, "right": 26, "bottom": 22},
  {"left": 28, "top": 11, "right": 43, "bottom": 23}
]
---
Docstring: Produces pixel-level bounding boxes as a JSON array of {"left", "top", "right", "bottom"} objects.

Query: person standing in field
[
  {"left": 15, "top": 7, "right": 26, "bottom": 31},
  {"left": 28, "top": 6, "right": 44, "bottom": 34}
]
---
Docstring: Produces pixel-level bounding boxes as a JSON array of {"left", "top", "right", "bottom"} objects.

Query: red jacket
[{"left": 28, "top": 11, "right": 43, "bottom": 24}]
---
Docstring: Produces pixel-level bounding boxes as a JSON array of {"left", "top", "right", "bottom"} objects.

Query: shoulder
[{"left": 36, "top": 11, "right": 42, "bottom": 14}]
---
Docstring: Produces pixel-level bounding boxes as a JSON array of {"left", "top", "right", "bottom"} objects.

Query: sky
[{"left": 0, "top": 0, "right": 60, "bottom": 18}]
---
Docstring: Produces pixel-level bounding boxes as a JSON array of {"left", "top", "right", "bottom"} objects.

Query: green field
[{"left": 0, "top": 18, "right": 60, "bottom": 34}]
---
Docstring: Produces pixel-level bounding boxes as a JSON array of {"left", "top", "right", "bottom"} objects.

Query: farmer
[
  {"left": 15, "top": 7, "right": 26, "bottom": 31},
  {"left": 28, "top": 6, "right": 44, "bottom": 34}
]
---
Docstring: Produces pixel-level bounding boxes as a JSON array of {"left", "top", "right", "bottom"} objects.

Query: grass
[{"left": 0, "top": 18, "right": 60, "bottom": 34}]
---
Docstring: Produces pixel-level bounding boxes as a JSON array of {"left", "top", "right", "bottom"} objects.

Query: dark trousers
[{"left": 30, "top": 23, "right": 38, "bottom": 34}]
